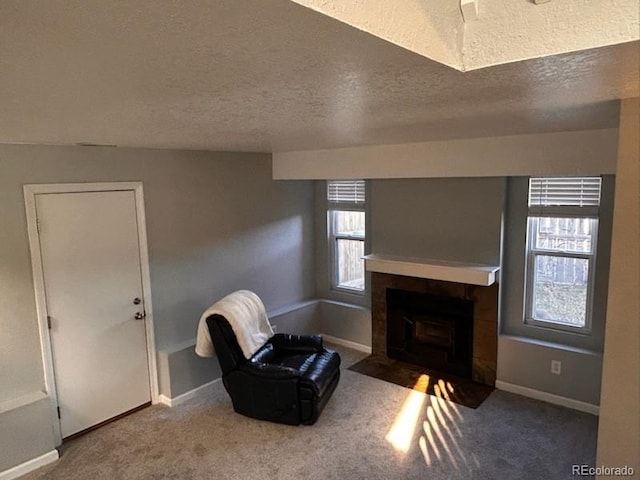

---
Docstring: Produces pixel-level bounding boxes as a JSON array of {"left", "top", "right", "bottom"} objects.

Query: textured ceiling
[
  {"left": 0, "top": 0, "right": 638, "bottom": 152},
  {"left": 293, "top": 0, "right": 639, "bottom": 72}
]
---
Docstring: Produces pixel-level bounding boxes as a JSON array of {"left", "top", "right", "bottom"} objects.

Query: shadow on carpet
[{"left": 348, "top": 355, "right": 493, "bottom": 409}]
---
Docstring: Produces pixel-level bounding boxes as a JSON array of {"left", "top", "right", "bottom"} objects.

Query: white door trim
[{"left": 23, "top": 182, "right": 159, "bottom": 445}]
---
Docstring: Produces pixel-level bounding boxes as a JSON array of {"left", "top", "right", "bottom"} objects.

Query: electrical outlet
[
  {"left": 272, "top": 324, "right": 278, "bottom": 333},
  {"left": 551, "top": 360, "right": 561, "bottom": 375}
]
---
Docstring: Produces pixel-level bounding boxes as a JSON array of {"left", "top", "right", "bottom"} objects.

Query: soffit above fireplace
[{"left": 363, "top": 254, "right": 500, "bottom": 286}]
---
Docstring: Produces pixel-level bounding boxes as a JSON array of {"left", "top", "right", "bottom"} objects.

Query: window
[
  {"left": 327, "top": 180, "right": 366, "bottom": 293},
  {"left": 525, "top": 177, "right": 602, "bottom": 332}
]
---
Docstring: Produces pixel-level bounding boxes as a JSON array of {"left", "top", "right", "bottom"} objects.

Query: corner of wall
[{"left": 318, "top": 299, "right": 372, "bottom": 349}]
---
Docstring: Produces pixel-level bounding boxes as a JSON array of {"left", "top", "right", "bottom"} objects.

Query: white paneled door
[{"left": 35, "top": 190, "right": 151, "bottom": 438}]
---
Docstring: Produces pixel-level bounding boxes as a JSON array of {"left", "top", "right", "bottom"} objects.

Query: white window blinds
[
  {"left": 528, "top": 177, "right": 602, "bottom": 207},
  {"left": 528, "top": 177, "right": 602, "bottom": 216},
  {"left": 327, "top": 180, "right": 365, "bottom": 206}
]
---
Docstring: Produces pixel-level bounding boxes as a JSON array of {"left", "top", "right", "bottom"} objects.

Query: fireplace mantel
[{"left": 363, "top": 254, "right": 499, "bottom": 286}]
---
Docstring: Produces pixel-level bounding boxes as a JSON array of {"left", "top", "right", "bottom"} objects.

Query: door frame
[{"left": 23, "top": 182, "right": 159, "bottom": 445}]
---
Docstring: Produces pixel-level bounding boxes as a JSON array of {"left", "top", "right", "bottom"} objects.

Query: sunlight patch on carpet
[
  {"left": 385, "top": 374, "right": 429, "bottom": 453},
  {"left": 418, "top": 395, "right": 480, "bottom": 470}
]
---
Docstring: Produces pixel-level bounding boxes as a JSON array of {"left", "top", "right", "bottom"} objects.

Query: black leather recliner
[{"left": 206, "top": 314, "right": 341, "bottom": 425}]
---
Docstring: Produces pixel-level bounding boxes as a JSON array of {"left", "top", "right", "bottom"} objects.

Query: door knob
[
  {"left": 133, "top": 297, "right": 142, "bottom": 305},
  {"left": 134, "top": 312, "right": 146, "bottom": 320}
]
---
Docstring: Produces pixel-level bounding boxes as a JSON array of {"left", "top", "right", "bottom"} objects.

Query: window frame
[
  {"left": 523, "top": 176, "right": 603, "bottom": 335},
  {"left": 524, "top": 214, "right": 599, "bottom": 334},
  {"left": 327, "top": 180, "right": 366, "bottom": 295}
]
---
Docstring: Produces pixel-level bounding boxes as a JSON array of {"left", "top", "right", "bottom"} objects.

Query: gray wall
[
  {"left": 497, "top": 176, "right": 614, "bottom": 405},
  {"left": 313, "top": 177, "right": 504, "bottom": 351},
  {"left": 314, "top": 177, "right": 505, "bottom": 308},
  {"left": 157, "top": 343, "right": 222, "bottom": 401},
  {"left": 0, "top": 398, "right": 56, "bottom": 471},
  {"left": 319, "top": 300, "right": 371, "bottom": 347},
  {"left": 498, "top": 336, "right": 603, "bottom": 405},
  {"left": 313, "top": 174, "right": 614, "bottom": 406},
  {"left": 500, "top": 176, "right": 614, "bottom": 352},
  {"left": 371, "top": 177, "right": 505, "bottom": 265},
  {"left": 0, "top": 144, "right": 315, "bottom": 471}
]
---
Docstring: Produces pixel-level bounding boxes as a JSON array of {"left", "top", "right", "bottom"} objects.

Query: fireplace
[
  {"left": 370, "top": 271, "right": 498, "bottom": 386},
  {"left": 386, "top": 289, "right": 474, "bottom": 378}
]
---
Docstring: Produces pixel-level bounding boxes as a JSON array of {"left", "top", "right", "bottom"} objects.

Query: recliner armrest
[
  {"left": 241, "top": 361, "right": 301, "bottom": 380},
  {"left": 270, "top": 333, "right": 323, "bottom": 354},
  {"left": 251, "top": 343, "right": 276, "bottom": 363}
]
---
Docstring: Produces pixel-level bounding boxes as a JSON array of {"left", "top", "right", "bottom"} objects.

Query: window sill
[
  {"left": 525, "top": 318, "right": 591, "bottom": 336},
  {"left": 499, "top": 334, "right": 603, "bottom": 356},
  {"left": 330, "top": 286, "right": 365, "bottom": 297},
  {"left": 326, "top": 286, "right": 369, "bottom": 308}
]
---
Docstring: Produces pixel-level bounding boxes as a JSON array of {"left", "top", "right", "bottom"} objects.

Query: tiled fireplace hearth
[{"left": 366, "top": 257, "right": 499, "bottom": 387}]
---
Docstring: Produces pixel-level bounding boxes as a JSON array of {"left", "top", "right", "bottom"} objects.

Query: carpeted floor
[{"left": 21, "top": 345, "right": 598, "bottom": 480}]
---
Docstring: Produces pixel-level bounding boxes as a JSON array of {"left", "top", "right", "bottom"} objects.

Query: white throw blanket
[{"left": 195, "top": 290, "right": 274, "bottom": 359}]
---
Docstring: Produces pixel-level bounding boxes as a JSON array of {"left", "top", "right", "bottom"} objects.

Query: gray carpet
[{"left": 21, "top": 345, "right": 597, "bottom": 480}]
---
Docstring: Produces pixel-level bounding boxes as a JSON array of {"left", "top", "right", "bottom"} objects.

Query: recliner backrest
[{"left": 206, "top": 314, "right": 247, "bottom": 375}]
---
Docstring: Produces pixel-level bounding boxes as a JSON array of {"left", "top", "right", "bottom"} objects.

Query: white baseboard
[
  {"left": 495, "top": 380, "right": 599, "bottom": 415},
  {"left": 158, "top": 378, "right": 221, "bottom": 408},
  {"left": 321, "top": 334, "right": 372, "bottom": 354},
  {"left": 0, "top": 450, "right": 59, "bottom": 480}
]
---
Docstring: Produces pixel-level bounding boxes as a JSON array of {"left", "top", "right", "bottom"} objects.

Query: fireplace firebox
[{"left": 386, "top": 289, "right": 474, "bottom": 378}]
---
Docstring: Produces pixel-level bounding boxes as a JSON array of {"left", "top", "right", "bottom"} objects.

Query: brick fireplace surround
[{"left": 371, "top": 272, "right": 499, "bottom": 386}]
